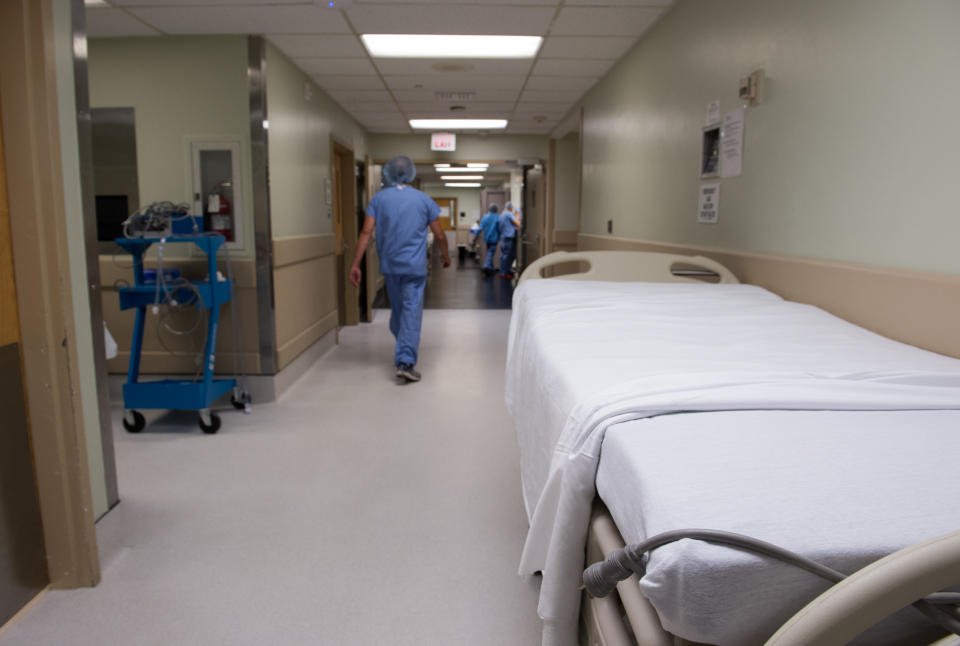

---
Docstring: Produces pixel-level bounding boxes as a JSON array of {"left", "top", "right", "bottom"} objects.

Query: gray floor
[{"left": 1, "top": 310, "right": 541, "bottom": 645}]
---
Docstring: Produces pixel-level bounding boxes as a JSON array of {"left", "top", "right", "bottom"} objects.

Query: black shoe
[{"left": 396, "top": 364, "right": 421, "bottom": 383}]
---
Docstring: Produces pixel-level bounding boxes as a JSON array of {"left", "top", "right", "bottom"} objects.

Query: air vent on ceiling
[{"left": 435, "top": 91, "right": 476, "bottom": 102}]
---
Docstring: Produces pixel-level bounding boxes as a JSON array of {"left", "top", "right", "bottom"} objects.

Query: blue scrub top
[
  {"left": 499, "top": 211, "right": 517, "bottom": 239},
  {"left": 366, "top": 185, "right": 441, "bottom": 276},
  {"left": 480, "top": 211, "right": 499, "bottom": 243}
]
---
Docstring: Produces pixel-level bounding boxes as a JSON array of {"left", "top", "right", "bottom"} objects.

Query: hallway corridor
[{"left": 0, "top": 310, "right": 539, "bottom": 645}]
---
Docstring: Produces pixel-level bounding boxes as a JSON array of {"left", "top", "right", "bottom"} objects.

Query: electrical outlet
[{"left": 607, "top": 220, "right": 613, "bottom": 234}]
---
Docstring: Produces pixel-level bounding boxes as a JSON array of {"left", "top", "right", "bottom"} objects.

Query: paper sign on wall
[
  {"left": 720, "top": 107, "right": 744, "bottom": 178},
  {"left": 706, "top": 100, "right": 721, "bottom": 126},
  {"left": 698, "top": 183, "right": 720, "bottom": 224}
]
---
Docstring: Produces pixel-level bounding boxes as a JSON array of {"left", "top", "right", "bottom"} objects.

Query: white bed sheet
[
  {"left": 505, "top": 280, "right": 960, "bottom": 646},
  {"left": 597, "top": 409, "right": 960, "bottom": 646}
]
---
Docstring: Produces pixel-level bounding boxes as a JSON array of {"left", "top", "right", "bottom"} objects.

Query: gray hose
[{"left": 582, "top": 528, "right": 960, "bottom": 637}]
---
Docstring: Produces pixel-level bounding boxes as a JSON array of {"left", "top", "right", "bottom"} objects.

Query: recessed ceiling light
[
  {"left": 467, "top": 163, "right": 489, "bottom": 168},
  {"left": 433, "top": 167, "right": 487, "bottom": 172},
  {"left": 441, "top": 175, "right": 484, "bottom": 180},
  {"left": 362, "top": 35, "right": 542, "bottom": 59},
  {"left": 434, "top": 164, "right": 451, "bottom": 168},
  {"left": 85, "top": 0, "right": 109, "bottom": 5},
  {"left": 445, "top": 183, "right": 482, "bottom": 188},
  {"left": 410, "top": 119, "right": 507, "bottom": 130}
]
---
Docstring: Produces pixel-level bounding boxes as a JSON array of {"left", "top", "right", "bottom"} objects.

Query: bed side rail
[
  {"left": 518, "top": 251, "right": 739, "bottom": 285},
  {"left": 765, "top": 529, "right": 960, "bottom": 646}
]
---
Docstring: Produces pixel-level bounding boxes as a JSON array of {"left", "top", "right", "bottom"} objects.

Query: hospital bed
[{"left": 507, "top": 251, "right": 960, "bottom": 646}]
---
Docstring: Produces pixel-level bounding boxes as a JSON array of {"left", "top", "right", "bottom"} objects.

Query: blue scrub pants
[
  {"left": 384, "top": 273, "right": 426, "bottom": 367},
  {"left": 482, "top": 240, "right": 498, "bottom": 271},
  {"left": 500, "top": 237, "right": 517, "bottom": 274}
]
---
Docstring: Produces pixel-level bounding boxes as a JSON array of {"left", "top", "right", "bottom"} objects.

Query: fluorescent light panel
[
  {"left": 445, "top": 183, "right": 482, "bottom": 188},
  {"left": 434, "top": 164, "right": 451, "bottom": 168},
  {"left": 435, "top": 167, "right": 490, "bottom": 173},
  {"left": 362, "top": 35, "right": 541, "bottom": 59},
  {"left": 441, "top": 175, "right": 484, "bottom": 180},
  {"left": 467, "top": 163, "right": 489, "bottom": 168},
  {"left": 411, "top": 119, "right": 507, "bottom": 130}
]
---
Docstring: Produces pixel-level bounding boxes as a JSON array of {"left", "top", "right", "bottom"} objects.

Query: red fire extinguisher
[{"left": 207, "top": 189, "right": 233, "bottom": 242}]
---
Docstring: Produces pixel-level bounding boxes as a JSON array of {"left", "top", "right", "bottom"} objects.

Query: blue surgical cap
[
  {"left": 488, "top": 204, "right": 499, "bottom": 214},
  {"left": 382, "top": 156, "right": 416, "bottom": 187},
  {"left": 505, "top": 202, "right": 514, "bottom": 211}
]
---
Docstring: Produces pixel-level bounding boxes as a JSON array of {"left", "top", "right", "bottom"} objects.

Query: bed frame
[
  {"left": 517, "top": 251, "right": 960, "bottom": 646},
  {"left": 519, "top": 250, "right": 739, "bottom": 285}
]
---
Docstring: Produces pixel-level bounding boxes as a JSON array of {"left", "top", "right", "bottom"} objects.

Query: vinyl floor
[{"left": 0, "top": 309, "right": 541, "bottom": 645}]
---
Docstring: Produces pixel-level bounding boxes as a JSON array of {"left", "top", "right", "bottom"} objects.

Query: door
[
  {"left": 333, "top": 150, "right": 345, "bottom": 326},
  {"left": 0, "top": 103, "right": 48, "bottom": 626},
  {"left": 521, "top": 165, "right": 545, "bottom": 270},
  {"left": 431, "top": 197, "right": 457, "bottom": 257}
]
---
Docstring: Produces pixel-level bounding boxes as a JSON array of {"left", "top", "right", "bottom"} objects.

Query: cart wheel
[
  {"left": 231, "top": 392, "right": 250, "bottom": 410},
  {"left": 123, "top": 410, "right": 146, "bottom": 433},
  {"left": 199, "top": 412, "right": 221, "bottom": 434}
]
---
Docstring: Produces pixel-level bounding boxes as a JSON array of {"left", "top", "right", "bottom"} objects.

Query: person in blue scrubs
[
  {"left": 478, "top": 204, "right": 500, "bottom": 277},
  {"left": 498, "top": 202, "right": 521, "bottom": 278},
  {"left": 349, "top": 156, "right": 450, "bottom": 383}
]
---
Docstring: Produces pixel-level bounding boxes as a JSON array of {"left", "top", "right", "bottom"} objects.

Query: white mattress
[
  {"left": 597, "top": 409, "right": 960, "bottom": 646},
  {"left": 505, "top": 280, "right": 960, "bottom": 646}
]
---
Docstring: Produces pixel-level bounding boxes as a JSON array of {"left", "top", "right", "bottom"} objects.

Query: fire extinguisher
[{"left": 207, "top": 186, "right": 233, "bottom": 242}]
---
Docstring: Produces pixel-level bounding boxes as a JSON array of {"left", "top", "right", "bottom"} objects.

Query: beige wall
[
  {"left": 266, "top": 42, "right": 367, "bottom": 239},
  {"left": 578, "top": 0, "right": 960, "bottom": 276},
  {"left": 54, "top": 0, "right": 107, "bottom": 518},
  {"left": 266, "top": 43, "right": 367, "bottom": 364},
  {"left": 88, "top": 36, "right": 255, "bottom": 258},
  {"left": 553, "top": 132, "right": 580, "bottom": 235},
  {"left": 368, "top": 134, "right": 548, "bottom": 164}
]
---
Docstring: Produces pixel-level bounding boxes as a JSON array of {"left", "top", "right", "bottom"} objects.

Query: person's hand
[
  {"left": 442, "top": 256, "right": 451, "bottom": 268},
  {"left": 349, "top": 265, "right": 362, "bottom": 287}
]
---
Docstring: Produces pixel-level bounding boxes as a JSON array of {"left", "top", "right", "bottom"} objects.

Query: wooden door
[
  {"left": 332, "top": 150, "right": 346, "bottom": 326},
  {"left": 432, "top": 197, "right": 457, "bottom": 257},
  {"left": 0, "top": 102, "right": 48, "bottom": 626},
  {"left": 522, "top": 165, "right": 545, "bottom": 270}
]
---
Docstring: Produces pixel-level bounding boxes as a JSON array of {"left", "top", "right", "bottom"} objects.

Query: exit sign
[{"left": 430, "top": 133, "right": 456, "bottom": 151}]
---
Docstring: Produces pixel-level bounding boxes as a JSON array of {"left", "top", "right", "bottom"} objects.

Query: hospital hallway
[
  {"left": 0, "top": 309, "right": 541, "bottom": 645},
  {"left": 428, "top": 253, "right": 515, "bottom": 310}
]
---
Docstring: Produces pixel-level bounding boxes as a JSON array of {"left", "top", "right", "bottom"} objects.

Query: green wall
[
  {"left": 266, "top": 42, "right": 367, "bottom": 239},
  {"left": 553, "top": 132, "right": 580, "bottom": 232},
  {"left": 88, "top": 36, "right": 255, "bottom": 257},
  {"left": 579, "top": 0, "right": 960, "bottom": 274}
]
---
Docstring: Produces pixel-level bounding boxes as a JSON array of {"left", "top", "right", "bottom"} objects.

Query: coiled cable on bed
[{"left": 582, "top": 528, "right": 960, "bottom": 637}]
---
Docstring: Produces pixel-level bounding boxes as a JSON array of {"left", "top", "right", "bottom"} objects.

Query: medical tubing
[{"left": 583, "top": 529, "right": 960, "bottom": 637}]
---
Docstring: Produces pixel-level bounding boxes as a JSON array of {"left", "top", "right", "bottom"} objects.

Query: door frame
[
  {"left": 0, "top": 0, "right": 100, "bottom": 588},
  {"left": 330, "top": 137, "right": 358, "bottom": 326}
]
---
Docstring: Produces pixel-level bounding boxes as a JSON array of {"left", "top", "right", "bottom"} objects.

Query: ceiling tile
[
  {"left": 267, "top": 35, "right": 366, "bottom": 58},
  {"left": 532, "top": 58, "right": 615, "bottom": 77},
  {"left": 113, "top": 0, "right": 304, "bottom": 4},
  {"left": 354, "top": 0, "right": 558, "bottom": 4},
  {"left": 516, "top": 101, "right": 578, "bottom": 113},
  {"left": 339, "top": 102, "right": 400, "bottom": 114},
  {"left": 294, "top": 57, "right": 378, "bottom": 75},
  {"left": 373, "top": 58, "right": 534, "bottom": 76},
  {"left": 384, "top": 75, "right": 526, "bottom": 91},
  {"left": 525, "top": 76, "right": 597, "bottom": 92},
  {"left": 519, "top": 89, "right": 584, "bottom": 103},
  {"left": 346, "top": 5, "right": 555, "bottom": 36},
  {"left": 328, "top": 89, "right": 395, "bottom": 103},
  {"left": 311, "top": 76, "right": 386, "bottom": 91},
  {"left": 539, "top": 36, "right": 637, "bottom": 60},
  {"left": 565, "top": 0, "right": 671, "bottom": 5},
  {"left": 86, "top": 8, "right": 162, "bottom": 37},
  {"left": 399, "top": 102, "right": 515, "bottom": 115},
  {"left": 513, "top": 108, "right": 572, "bottom": 120},
  {"left": 391, "top": 89, "right": 521, "bottom": 103},
  {"left": 128, "top": 5, "right": 351, "bottom": 35},
  {"left": 550, "top": 7, "right": 662, "bottom": 36}
]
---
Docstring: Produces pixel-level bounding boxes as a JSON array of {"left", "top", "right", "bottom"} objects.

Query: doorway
[
  {"left": 0, "top": 98, "right": 49, "bottom": 626},
  {"left": 331, "top": 139, "right": 358, "bottom": 327},
  {"left": 521, "top": 164, "right": 545, "bottom": 271},
  {"left": 431, "top": 196, "right": 457, "bottom": 258}
]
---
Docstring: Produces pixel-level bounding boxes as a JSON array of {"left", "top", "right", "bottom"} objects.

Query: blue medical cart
[{"left": 116, "top": 234, "right": 241, "bottom": 434}]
